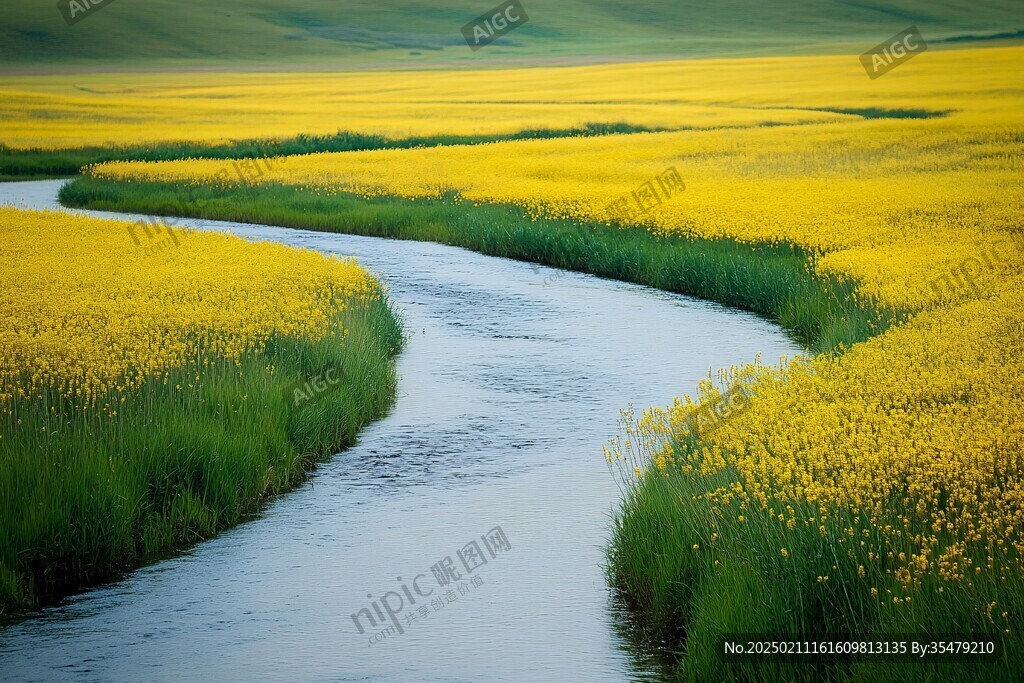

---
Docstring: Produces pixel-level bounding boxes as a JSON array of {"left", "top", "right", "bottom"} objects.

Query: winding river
[{"left": 0, "top": 180, "right": 801, "bottom": 682}]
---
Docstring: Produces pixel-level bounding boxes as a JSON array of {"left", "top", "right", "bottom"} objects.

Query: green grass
[
  {"left": 2, "top": 0, "right": 1020, "bottom": 68},
  {"left": 0, "top": 123, "right": 663, "bottom": 180},
  {"left": 609, "top": 459, "right": 1023, "bottom": 682},
  {"left": 60, "top": 175, "right": 902, "bottom": 354},
  {"left": 0, "top": 296, "right": 402, "bottom": 614}
]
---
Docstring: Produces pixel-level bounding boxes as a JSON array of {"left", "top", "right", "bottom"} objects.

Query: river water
[{"left": 0, "top": 180, "right": 801, "bottom": 682}]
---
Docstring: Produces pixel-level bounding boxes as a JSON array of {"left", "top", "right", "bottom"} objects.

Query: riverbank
[{"left": 0, "top": 207, "right": 402, "bottom": 613}]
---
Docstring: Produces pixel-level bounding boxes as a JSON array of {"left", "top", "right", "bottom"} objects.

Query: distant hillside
[{"left": 2, "top": 0, "right": 1022, "bottom": 68}]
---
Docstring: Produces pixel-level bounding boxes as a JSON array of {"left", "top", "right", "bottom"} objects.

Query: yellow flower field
[
  {"left": 0, "top": 75, "right": 836, "bottom": 150},
  {"left": 4, "top": 45, "right": 1018, "bottom": 149},
  {"left": 91, "top": 46, "right": 1024, "bottom": 311},
  {"left": 0, "top": 205, "right": 400, "bottom": 613},
  {"left": 85, "top": 45, "right": 1024, "bottom": 614},
  {"left": 0, "top": 207, "right": 375, "bottom": 407}
]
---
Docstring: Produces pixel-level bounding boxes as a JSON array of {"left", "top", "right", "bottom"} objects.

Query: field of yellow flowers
[
  {"left": 73, "top": 44, "right": 1024, "bottom": 677},
  {"left": 0, "top": 207, "right": 401, "bottom": 610},
  {"left": 0, "top": 208, "right": 375, "bottom": 406},
  {"left": 0, "top": 65, "right": 847, "bottom": 150},
  {"left": 91, "top": 46, "right": 1024, "bottom": 313},
  {"left": 1, "top": 46, "right": 1015, "bottom": 151}
]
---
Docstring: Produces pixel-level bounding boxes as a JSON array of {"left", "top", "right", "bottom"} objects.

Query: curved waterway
[{"left": 0, "top": 180, "right": 802, "bottom": 682}]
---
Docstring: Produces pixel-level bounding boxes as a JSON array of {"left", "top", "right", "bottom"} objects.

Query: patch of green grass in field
[
  {"left": 61, "top": 175, "right": 900, "bottom": 354},
  {"left": 0, "top": 297, "right": 402, "bottom": 614},
  {"left": 0, "top": 123, "right": 662, "bottom": 179}
]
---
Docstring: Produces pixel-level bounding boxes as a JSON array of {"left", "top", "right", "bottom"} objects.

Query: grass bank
[
  {"left": 1, "top": 297, "right": 402, "bottom": 614},
  {"left": 60, "top": 176, "right": 898, "bottom": 354},
  {"left": 609, "top": 451, "right": 1022, "bottom": 682},
  {"left": 0, "top": 124, "right": 661, "bottom": 180}
]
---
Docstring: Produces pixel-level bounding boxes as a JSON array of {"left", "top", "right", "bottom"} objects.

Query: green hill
[{"left": 2, "top": 0, "right": 1022, "bottom": 69}]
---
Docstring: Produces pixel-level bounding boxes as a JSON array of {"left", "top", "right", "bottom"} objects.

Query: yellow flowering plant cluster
[
  {"left": 621, "top": 277, "right": 1024, "bottom": 594},
  {"left": 0, "top": 207, "right": 376, "bottom": 408},
  {"left": 0, "top": 206, "right": 401, "bottom": 611}
]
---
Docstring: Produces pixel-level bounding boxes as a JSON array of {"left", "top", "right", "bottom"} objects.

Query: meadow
[
  {"left": 57, "top": 44, "right": 1024, "bottom": 679},
  {"left": 3, "top": 0, "right": 1016, "bottom": 68},
  {"left": 0, "top": 207, "right": 401, "bottom": 611}
]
